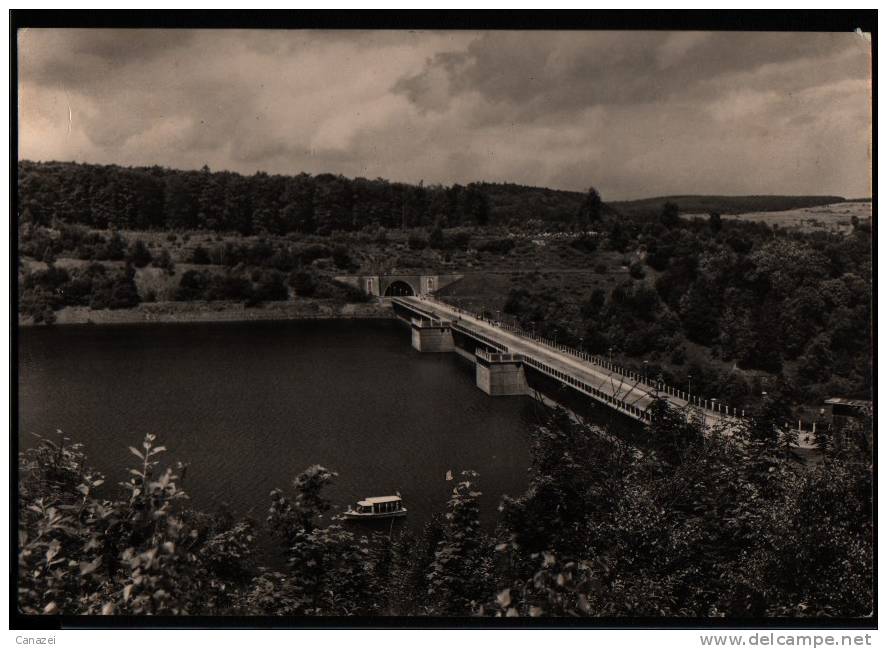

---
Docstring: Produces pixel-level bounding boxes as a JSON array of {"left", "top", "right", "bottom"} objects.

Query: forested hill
[
  {"left": 17, "top": 161, "right": 579, "bottom": 234},
  {"left": 17, "top": 160, "right": 845, "bottom": 235}
]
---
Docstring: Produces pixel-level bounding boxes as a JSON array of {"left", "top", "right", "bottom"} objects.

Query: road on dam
[{"left": 399, "top": 295, "right": 730, "bottom": 423}]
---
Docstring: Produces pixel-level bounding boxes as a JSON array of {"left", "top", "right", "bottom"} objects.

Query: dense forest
[
  {"left": 17, "top": 160, "right": 873, "bottom": 410},
  {"left": 20, "top": 161, "right": 847, "bottom": 234},
  {"left": 498, "top": 202, "right": 873, "bottom": 410},
  {"left": 18, "top": 160, "right": 498, "bottom": 234},
  {"left": 18, "top": 399, "right": 872, "bottom": 618}
]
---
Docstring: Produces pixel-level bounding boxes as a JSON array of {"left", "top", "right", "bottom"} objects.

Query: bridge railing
[
  {"left": 416, "top": 295, "right": 746, "bottom": 422},
  {"left": 411, "top": 316, "right": 452, "bottom": 328},
  {"left": 476, "top": 350, "right": 522, "bottom": 363},
  {"left": 474, "top": 348, "right": 651, "bottom": 422},
  {"left": 451, "top": 321, "right": 509, "bottom": 353},
  {"left": 392, "top": 296, "right": 436, "bottom": 317},
  {"left": 409, "top": 295, "right": 736, "bottom": 427},
  {"left": 519, "top": 353, "right": 653, "bottom": 423}
]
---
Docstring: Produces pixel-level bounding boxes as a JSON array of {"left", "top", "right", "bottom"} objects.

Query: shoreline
[{"left": 19, "top": 299, "right": 395, "bottom": 327}]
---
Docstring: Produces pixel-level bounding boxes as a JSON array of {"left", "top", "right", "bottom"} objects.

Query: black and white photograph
[{"left": 10, "top": 10, "right": 876, "bottom": 633}]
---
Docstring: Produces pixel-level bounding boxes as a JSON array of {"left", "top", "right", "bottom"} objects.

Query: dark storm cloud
[
  {"left": 20, "top": 29, "right": 195, "bottom": 87},
  {"left": 396, "top": 31, "right": 868, "bottom": 118},
  {"left": 18, "top": 29, "right": 871, "bottom": 199},
  {"left": 392, "top": 50, "right": 469, "bottom": 112}
]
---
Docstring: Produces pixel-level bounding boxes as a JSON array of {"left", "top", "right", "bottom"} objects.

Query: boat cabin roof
[{"left": 357, "top": 495, "right": 401, "bottom": 506}]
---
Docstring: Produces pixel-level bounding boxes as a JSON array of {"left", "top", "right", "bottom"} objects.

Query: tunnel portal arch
[{"left": 384, "top": 280, "right": 416, "bottom": 297}]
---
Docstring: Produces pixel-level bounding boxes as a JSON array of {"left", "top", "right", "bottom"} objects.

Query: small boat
[{"left": 344, "top": 495, "right": 407, "bottom": 520}]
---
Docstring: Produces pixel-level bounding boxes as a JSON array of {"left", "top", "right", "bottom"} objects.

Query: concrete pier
[
  {"left": 410, "top": 318, "right": 455, "bottom": 352},
  {"left": 475, "top": 350, "right": 528, "bottom": 396}
]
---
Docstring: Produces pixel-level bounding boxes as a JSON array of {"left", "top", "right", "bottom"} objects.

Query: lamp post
[
  {"left": 643, "top": 360, "right": 649, "bottom": 384},
  {"left": 608, "top": 346, "right": 613, "bottom": 366},
  {"left": 687, "top": 373, "right": 692, "bottom": 398}
]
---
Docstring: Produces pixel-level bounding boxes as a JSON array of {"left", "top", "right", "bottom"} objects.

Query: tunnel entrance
[{"left": 384, "top": 280, "right": 415, "bottom": 297}]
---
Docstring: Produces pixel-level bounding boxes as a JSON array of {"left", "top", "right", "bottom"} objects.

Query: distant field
[
  {"left": 611, "top": 194, "right": 848, "bottom": 218},
  {"left": 687, "top": 201, "right": 872, "bottom": 234}
]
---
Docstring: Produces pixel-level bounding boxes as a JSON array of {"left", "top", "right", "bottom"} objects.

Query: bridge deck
[{"left": 394, "top": 295, "right": 738, "bottom": 429}]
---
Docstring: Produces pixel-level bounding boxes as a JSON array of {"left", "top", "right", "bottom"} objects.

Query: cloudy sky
[{"left": 18, "top": 29, "right": 871, "bottom": 200}]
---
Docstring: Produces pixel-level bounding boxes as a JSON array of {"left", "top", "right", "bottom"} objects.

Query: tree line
[
  {"left": 18, "top": 161, "right": 498, "bottom": 235},
  {"left": 17, "top": 399, "right": 871, "bottom": 618}
]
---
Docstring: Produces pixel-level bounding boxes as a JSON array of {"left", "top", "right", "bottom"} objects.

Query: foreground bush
[{"left": 17, "top": 402, "right": 872, "bottom": 618}]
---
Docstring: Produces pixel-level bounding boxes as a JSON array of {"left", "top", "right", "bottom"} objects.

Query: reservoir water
[{"left": 18, "top": 319, "right": 536, "bottom": 530}]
